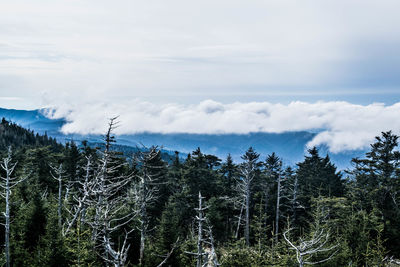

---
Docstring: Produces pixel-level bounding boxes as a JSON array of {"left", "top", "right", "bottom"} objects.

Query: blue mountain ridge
[{"left": 0, "top": 107, "right": 364, "bottom": 170}]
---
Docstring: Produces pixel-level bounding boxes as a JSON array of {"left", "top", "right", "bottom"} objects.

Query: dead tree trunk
[
  {"left": 196, "top": 192, "right": 205, "bottom": 267},
  {"left": 4, "top": 165, "right": 10, "bottom": 267},
  {"left": 139, "top": 167, "right": 148, "bottom": 267},
  {"left": 204, "top": 221, "right": 220, "bottom": 267},
  {"left": 265, "top": 153, "right": 283, "bottom": 244},
  {"left": 234, "top": 204, "right": 244, "bottom": 239},
  {"left": 236, "top": 147, "right": 260, "bottom": 246},
  {"left": 264, "top": 187, "right": 269, "bottom": 228},
  {"left": 133, "top": 146, "right": 163, "bottom": 266},
  {"left": 236, "top": 169, "right": 253, "bottom": 246},
  {"left": 274, "top": 174, "right": 281, "bottom": 244},
  {"left": 1, "top": 147, "right": 27, "bottom": 267},
  {"left": 292, "top": 174, "right": 299, "bottom": 223},
  {"left": 50, "top": 163, "right": 66, "bottom": 228},
  {"left": 185, "top": 192, "right": 219, "bottom": 267},
  {"left": 283, "top": 226, "right": 338, "bottom": 266},
  {"left": 63, "top": 156, "right": 93, "bottom": 236},
  {"left": 244, "top": 180, "right": 251, "bottom": 246},
  {"left": 87, "top": 118, "right": 136, "bottom": 267}
]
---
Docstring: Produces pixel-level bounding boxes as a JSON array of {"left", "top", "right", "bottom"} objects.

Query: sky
[{"left": 1, "top": 0, "right": 400, "bottom": 152}]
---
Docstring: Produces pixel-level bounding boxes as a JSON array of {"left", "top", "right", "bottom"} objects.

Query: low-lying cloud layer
[{"left": 46, "top": 100, "right": 400, "bottom": 153}]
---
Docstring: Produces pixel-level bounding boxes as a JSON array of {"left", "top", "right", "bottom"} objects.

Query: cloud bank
[{"left": 46, "top": 100, "right": 400, "bottom": 153}]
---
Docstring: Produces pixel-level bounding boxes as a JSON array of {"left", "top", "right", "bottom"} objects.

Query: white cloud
[
  {"left": 3, "top": 1, "right": 400, "bottom": 152},
  {"left": 45, "top": 100, "right": 400, "bottom": 153}
]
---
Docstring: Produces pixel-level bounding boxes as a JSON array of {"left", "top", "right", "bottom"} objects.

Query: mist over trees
[{"left": 0, "top": 117, "right": 399, "bottom": 266}]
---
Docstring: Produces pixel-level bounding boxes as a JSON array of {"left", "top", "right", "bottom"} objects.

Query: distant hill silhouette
[
  {"left": 0, "top": 108, "right": 65, "bottom": 135},
  {"left": 0, "top": 117, "right": 62, "bottom": 150}
]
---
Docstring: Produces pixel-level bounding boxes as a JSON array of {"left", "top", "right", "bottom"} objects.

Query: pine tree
[{"left": 351, "top": 131, "right": 400, "bottom": 255}]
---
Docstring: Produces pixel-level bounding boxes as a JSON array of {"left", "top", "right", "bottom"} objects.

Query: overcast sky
[{"left": 1, "top": 1, "right": 400, "bottom": 152}]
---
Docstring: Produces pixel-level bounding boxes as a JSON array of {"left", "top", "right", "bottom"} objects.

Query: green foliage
[
  {"left": 220, "top": 243, "right": 269, "bottom": 267},
  {"left": 33, "top": 201, "right": 69, "bottom": 267},
  {"left": 0, "top": 118, "right": 62, "bottom": 151},
  {"left": 176, "top": 238, "right": 197, "bottom": 267},
  {"left": 0, "top": 123, "right": 399, "bottom": 266},
  {"left": 64, "top": 222, "right": 99, "bottom": 266},
  {"left": 297, "top": 147, "right": 344, "bottom": 198},
  {"left": 219, "top": 239, "right": 295, "bottom": 267}
]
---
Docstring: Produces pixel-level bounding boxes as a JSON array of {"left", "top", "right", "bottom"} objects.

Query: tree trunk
[
  {"left": 235, "top": 205, "right": 244, "bottom": 239},
  {"left": 197, "top": 192, "right": 204, "bottom": 267},
  {"left": 5, "top": 166, "right": 10, "bottom": 267},
  {"left": 275, "top": 174, "right": 281, "bottom": 244},
  {"left": 292, "top": 175, "right": 298, "bottom": 223},
  {"left": 264, "top": 188, "right": 269, "bottom": 228},
  {"left": 58, "top": 173, "right": 62, "bottom": 228},
  {"left": 245, "top": 182, "right": 250, "bottom": 246},
  {"left": 139, "top": 168, "right": 147, "bottom": 267}
]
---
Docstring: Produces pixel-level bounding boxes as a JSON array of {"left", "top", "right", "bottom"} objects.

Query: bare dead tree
[
  {"left": 264, "top": 153, "right": 284, "bottom": 244},
  {"left": 186, "top": 192, "right": 219, "bottom": 267},
  {"left": 204, "top": 220, "right": 220, "bottom": 267},
  {"left": 196, "top": 191, "right": 206, "bottom": 267},
  {"left": 290, "top": 174, "right": 299, "bottom": 221},
  {"left": 236, "top": 148, "right": 260, "bottom": 246},
  {"left": 233, "top": 197, "right": 245, "bottom": 239},
  {"left": 235, "top": 169, "right": 253, "bottom": 246},
  {"left": 132, "top": 146, "right": 164, "bottom": 266},
  {"left": 102, "top": 231, "right": 132, "bottom": 267},
  {"left": 283, "top": 227, "right": 338, "bottom": 267},
  {"left": 50, "top": 163, "right": 66, "bottom": 228},
  {"left": 90, "top": 117, "right": 120, "bottom": 240},
  {"left": 86, "top": 118, "right": 136, "bottom": 267},
  {"left": 274, "top": 173, "right": 283, "bottom": 244},
  {"left": 62, "top": 155, "right": 94, "bottom": 236},
  {"left": 0, "top": 147, "right": 27, "bottom": 267},
  {"left": 283, "top": 202, "right": 338, "bottom": 267},
  {"left": 287, "top": 173, "right": 305, "bottom": 225}
]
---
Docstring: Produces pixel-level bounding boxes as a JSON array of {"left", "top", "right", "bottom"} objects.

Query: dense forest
[{"left": 0, "top": 117, "right": 399, "bottom": 267}]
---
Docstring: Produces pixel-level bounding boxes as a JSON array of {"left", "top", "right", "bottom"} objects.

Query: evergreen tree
[
  {"left": 351, "top": 131, "right": 400, "bottom": 255},
  {"left": 296, "top": 147, "right": 344, "bottom": 229},
  {"left": 0, "top": 120, "right": 399, "bottom": 264},
  {"left": 297, "top": 147, "right": 343, "bottom": 198}
]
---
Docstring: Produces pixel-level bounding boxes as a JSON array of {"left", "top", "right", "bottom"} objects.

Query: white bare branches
[
  {"left": 102, "top": 231, "right": 131, "bottom": 267},
  {"left": 1, "top": 147, "right": 27, "bottom": 267},
  {"left": 233, "top": 200, "right": 244, "bottom": 239},
  {"left": 195, "top": 191, "right": 207, "bottom": 267},
  {"left": 383, "top": 256, "right": 400, "bottom": 266},
  {"left": 62, "top": 155, "right": 95, "bottom": 236},
  {"left": 264, "top": 153, "right": 285, "bottom": 244},
  {"left": 84, "top": 117, "right": 136, "bottom": 267},
  {"left": 203, "top": 220, "right": 220, "bottom": 267},
  {"left": 235, "top": 148, "right": 260, "bottom": 246},
  {"left": 186, "top": 192, "right": 220, "bottom": 267},
  {"left": 132, "top": 145, "right": 164, "bottom": 266},
  {"left": 50, "top": 163, "right": 66, "bottom": 228},
  {"left": 274, "top": 173, "right": 283, "bottom": 243},
  {"left": 287, "top": 173, "right": 305, "bottom": 223},
  {"left": 283, "top": 214, "right": 338, "bottom": 267}
]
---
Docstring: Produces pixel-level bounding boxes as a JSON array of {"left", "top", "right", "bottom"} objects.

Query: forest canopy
[{"left": 0, "top": 117, "right": 399, "bottom": 266}]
